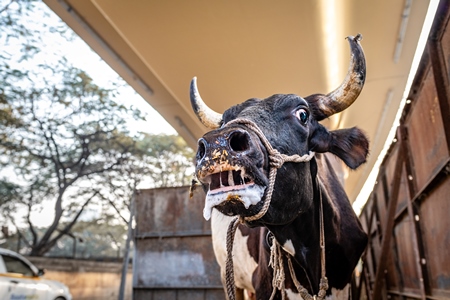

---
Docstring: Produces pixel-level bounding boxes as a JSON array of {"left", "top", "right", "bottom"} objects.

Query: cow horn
[
  {"left": 308, "top": 34, "right": 366, "bottom": 120},
  {"left": 190, "top": 77, "right": 223, "bottom": 129}
]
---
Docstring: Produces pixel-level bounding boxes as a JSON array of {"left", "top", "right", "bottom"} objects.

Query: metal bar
[
  {"left": 372, "top": 128, "right": 406, "bottom": 300},
  {"left": 367, "top": 195, "right": 379, "bottom": 299},
  {"left": 362, "top": 198, "right": 376, "bottom": 300},
  {"left": 404, "top": 128, "right": 430, "bottom": 300},
  {"left": 402, "top": 125, "right": 428, "bottom": 300}
]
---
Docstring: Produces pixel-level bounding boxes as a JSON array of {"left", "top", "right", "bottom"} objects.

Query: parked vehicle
[{"left": 0, "top": 247, "right": 72, "bottom": 300}]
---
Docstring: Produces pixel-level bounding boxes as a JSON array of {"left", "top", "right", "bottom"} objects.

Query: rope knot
[
  {"left": 317, "top": 277, "right": 329, "bottom": 299},
  {"left": 269, "top": 149, "right": 284, "bottom": 168}
]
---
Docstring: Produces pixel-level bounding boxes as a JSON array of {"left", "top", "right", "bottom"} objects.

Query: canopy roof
[{"left": 44, "top": 0, "right": 432, "bottom": 202}]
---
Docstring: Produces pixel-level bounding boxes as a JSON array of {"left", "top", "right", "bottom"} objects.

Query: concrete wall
[{"left": 27, "top": 256, "right": 132, "bottom": 300}]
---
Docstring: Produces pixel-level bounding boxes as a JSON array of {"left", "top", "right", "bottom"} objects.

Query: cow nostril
[
  {"left": 229, "top": 131, "right": 250, "bottom": 152},
  {"left": 197, "top": 139, "right": 206, "bottom": 161}
]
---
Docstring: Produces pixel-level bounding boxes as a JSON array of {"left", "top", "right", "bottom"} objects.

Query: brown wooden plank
[
  {"left": 403, "top": 125, "right": 429, "bottom": 299},
  {"left": 418, "top": 177, "right": 450, "bottom": 299},
  {"left": 372, "top": 128, "right": 406, "bottom": 300}
]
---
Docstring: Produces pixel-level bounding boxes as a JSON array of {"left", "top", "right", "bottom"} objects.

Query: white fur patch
[
  {"left": 282, "top": 239, "right": 296, "bottom": 256},
  {"left": 211, "top": 209, "right": 257, "bottom": 292},
  {"left": 203, "top": 184, "right": 265, "bottom": 220},
  {"left": 326, "top": 286, "right": 349, "bottom": 299},
  {"left": 286, "top": 288, "right": 305, "bottom": 299}
]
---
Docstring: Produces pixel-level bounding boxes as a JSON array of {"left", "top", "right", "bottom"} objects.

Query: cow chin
[{"left": 203, "top": 183, "right": 266, "bottom": 221}]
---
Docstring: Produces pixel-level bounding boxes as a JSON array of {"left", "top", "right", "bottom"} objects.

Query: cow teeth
[{"left": 228, "top": 170, "right": 234, "bottom": 186}]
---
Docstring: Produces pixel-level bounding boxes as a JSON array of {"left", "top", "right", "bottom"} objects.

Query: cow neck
[
  {"left": 222, "top": 117, "right": 317, "bottom": 300},
  {"left": 266, "top": 175, "right": 329, "bottom": 299}
]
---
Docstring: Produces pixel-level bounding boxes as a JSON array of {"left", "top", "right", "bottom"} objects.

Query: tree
[
  {"left": 0, "top": 62, "right": 145, "bottom": 255},
  {"left": 96, "top": 133, "right": 195, "bottom": 229},
  {"left": 0, "top": 0, "right": 194, "bottom": 256}
]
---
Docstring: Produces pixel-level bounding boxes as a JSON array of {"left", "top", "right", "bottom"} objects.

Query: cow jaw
[{"left": 201, "top": 167, "right": 266, "bottom": 220}]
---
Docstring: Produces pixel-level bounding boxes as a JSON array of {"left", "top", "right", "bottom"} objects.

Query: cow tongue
[{"left": 203, "top": 184, "right": 265, "bottom": 220}]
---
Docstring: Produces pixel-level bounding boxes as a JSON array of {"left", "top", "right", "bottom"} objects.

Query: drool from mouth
[{"left": 202, "top": 167, "right": 265, "bottom": 220}]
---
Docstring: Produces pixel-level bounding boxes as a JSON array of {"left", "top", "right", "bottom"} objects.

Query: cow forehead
[
  {"left": 269, "top": 94, "right": 309, "bottom": 107},
  {"left": 256, "top": 94, "right": 309, "bottom": 110},
  {"left": 220, "top": 94, "right": 309, "bottom": 127}
]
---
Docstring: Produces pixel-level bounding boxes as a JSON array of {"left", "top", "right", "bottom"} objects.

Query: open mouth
[
  {"left": 208, "top": 169, "right": 253, "bottom": 191},
  {"left": 202, "top": 167, "right": 265, "bottom": 220}
]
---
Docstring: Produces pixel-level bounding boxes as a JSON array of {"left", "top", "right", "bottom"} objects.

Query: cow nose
[
  {"left": 229, "top": 130, "right": 250, "bottom": 153},
  {"left": 196, "top": 138, "right": 207, "bottom": 161},
  {"left": 196, "top": 129, "right": 251, "bottom": 163}
]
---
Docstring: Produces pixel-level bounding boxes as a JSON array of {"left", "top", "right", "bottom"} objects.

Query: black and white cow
[{"left": 191, "top": 35, "right": 368, "bottom": 300}]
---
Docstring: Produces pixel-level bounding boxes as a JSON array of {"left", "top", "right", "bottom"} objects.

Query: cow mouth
[{"left": 202, "top": 167, "right": 266, "bottom": 220}]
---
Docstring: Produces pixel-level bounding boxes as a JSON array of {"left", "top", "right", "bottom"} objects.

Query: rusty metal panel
[
  {"left": 392, "top": 215, "right": 422, "bottom": 295},
  {"left": 384, "top": 245, "right": 399, "bottom": 292},
  {"left": 374, "top": 182, "right": 387, "bottom": 233},
  {"left": 418, "top": 177, "right": 450, "bottom": 299},
  {"left": 135, "top": 187, "right": 210, "bottom": 237},
  {"left": 134, "top": 237, "right": 222, "bottom": 289},
  {"left": 133, "top": 187, "right": 224, "bottom": 299},
  {"left": 383, "top": 145, "right": 400, "bottom": 193},
  {"left": 355, "top": 3, "right": 450, "bottom": 300},
  {"left": 395, "top": 163, "right": 411, "bottom": 216},
  {"left": 370, "top": 231, "right": 382, "bottom": 275},
  {"left": 443, "top": 17, "right": 450, "bottom": 80},
  {"left": 406, "top": 67, "right": 449, "bottom": 192}
]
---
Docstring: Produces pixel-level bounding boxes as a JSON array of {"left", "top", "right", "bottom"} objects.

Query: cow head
[{"left": 192, "top": 35, "right": 369, "bottom": 226}]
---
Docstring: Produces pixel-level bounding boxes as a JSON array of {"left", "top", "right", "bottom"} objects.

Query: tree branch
[
  {"left": 8, "top": 216, "right": 32, "bottom": 249},
  {"left": 99, "top": 192, "right": 128, "bottom": 224},
  {"left": 25, "top": 196, "right": 37, "bottom": 246},
  {"left": 45, "top": 190, "right": 100, "bottom": 251}
]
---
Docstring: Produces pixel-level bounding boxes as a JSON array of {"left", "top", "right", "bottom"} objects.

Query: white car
[{"left": 0, "top": 247, "right": 72, "bottom": 300}]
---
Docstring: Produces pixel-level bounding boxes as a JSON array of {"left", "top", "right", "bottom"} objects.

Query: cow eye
[{"left": 295, "top": 109, "right": 309, "bottom": 124}]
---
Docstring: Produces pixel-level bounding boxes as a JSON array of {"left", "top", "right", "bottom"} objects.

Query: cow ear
[{"left": 310, "top": 124, "right": 369, "bottom": 169}]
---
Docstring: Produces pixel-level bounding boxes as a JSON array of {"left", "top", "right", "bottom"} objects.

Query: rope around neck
[{"left": 222, "top": 118, "right": 321, "bottom": 300}]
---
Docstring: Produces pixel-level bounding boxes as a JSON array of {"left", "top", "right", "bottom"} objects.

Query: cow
[{"left": 190, "top": 35, "right": 368, "bottom": 300}]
